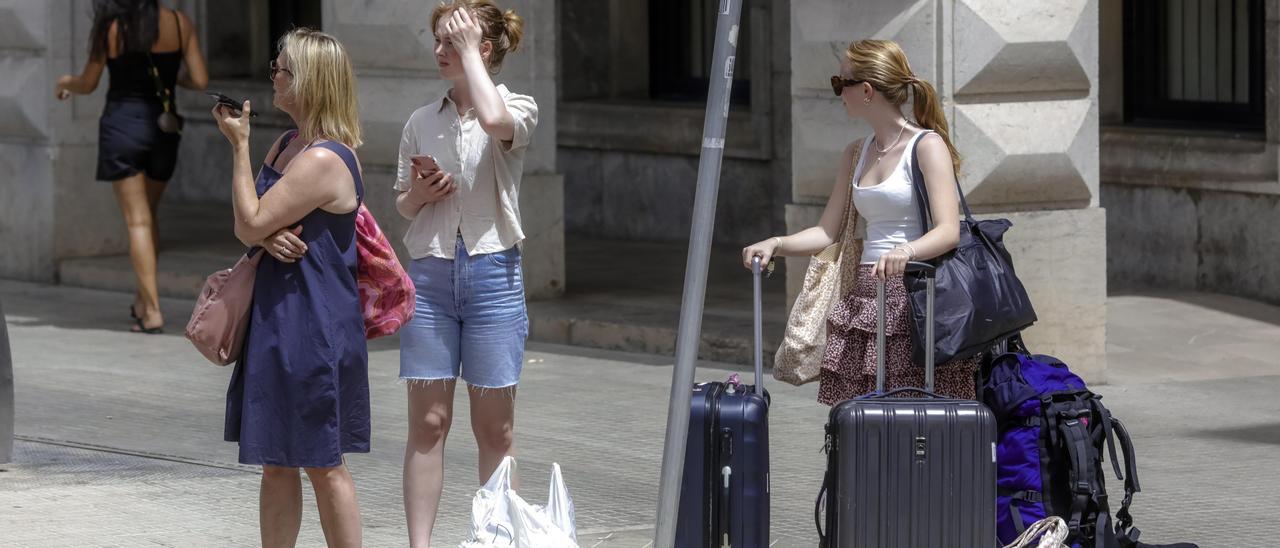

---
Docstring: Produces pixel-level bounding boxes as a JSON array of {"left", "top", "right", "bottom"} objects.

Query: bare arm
[
  {"left": 231, "top": 146, "right": 351, "bottom": 245},
  {"left": 903, "top": 133, "right": 961, "bottom": 260},
  {"left": 176, "top": 11, "right": 208, "bottom": 90},
  {"left": 448, "top": 9, "right": 517, "bottom": 142},
  {"left": 54, "top": 24, "right": 111, "bottom": 99},
  {"left": 213, "top": 102, "right": 351, "bottom": 245},
  {"left": 868, "top": 132, "right": 962, "bottom": 279},
  {"left": 741, "top": 139, "right": 862, "bottom": 269}
]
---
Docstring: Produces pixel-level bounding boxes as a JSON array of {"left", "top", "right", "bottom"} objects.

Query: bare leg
[
  {"left": 144, "top": 177, "right": 166, "bottom": 255},
  {"left": 260, "top": 465, "right": 303, "bottom": 548},
  {"left": 306, "top": 463, "right": 363, "bottom": 548},
  {"left": 469, "top": 384, "right": 517, "bottom": 487},
  {"left": 111, "top": 175, "right": 163, "bottom": 331},
  {"left": 403, "top": 380, "right": 456, "bottom": 548}
]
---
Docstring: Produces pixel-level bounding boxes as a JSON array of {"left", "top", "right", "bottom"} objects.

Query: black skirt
[{"left": 96, "top": 97, "right": 180, "bottom": 182}]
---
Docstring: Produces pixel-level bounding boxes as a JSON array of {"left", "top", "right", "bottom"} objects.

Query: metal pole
[
  {"left": 653, "top": 0, "right": 745, "bottom": 545},
  {"left": 0, "top": 300, "right": 13, "bottom": 463}
]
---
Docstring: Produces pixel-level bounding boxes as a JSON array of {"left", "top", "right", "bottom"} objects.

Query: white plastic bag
[
  {"left": 460, "top": 457, "right": 578, "bottom": 548},
  {"left": 1002, "top": 516, "right": 1069, "bottom": 548}
]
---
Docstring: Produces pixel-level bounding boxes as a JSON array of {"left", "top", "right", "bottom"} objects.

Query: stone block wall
[
  {"left": 787, "top": 0, "right": 1107, "bottom": 381},
  {"left": 0, "top": 1, "right": 127, "bottom": 281}
]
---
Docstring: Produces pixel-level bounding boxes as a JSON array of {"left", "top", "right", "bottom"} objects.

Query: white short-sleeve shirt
[{"left": 394, "top": 84, "right": 538, "bottom": 260}]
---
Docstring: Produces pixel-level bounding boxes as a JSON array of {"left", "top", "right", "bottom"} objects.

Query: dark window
[
  {"left": 648, "top": 0, "right": 751, "bottom": 106},
  {"left": 207, "top": 0, "right": 322, "bottom": 80},
  {"left": 1123, "top": 0, "right": 1264, "bottom": 131}
]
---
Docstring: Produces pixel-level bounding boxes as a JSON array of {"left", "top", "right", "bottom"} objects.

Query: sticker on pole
[
  {"left": 720, "top": 0, "right": 731, "bottom": 15},
  {"left": 703, "top": 137, "right": 725, "bottom": 149},
  {"left": 724, "top": 56, "right": 735, "bottom": 79}
]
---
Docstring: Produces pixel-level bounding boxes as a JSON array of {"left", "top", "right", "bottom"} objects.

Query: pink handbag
[
  {"left": 355, "top": 204, "right": 415, "bottom": 339},
  {"left": 185, "top": 251, "right": 263, "bottom": 366}
]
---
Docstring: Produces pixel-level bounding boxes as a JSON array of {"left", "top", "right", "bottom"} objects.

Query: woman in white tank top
[{"left": 742, "top": 39, "right": 982, "bottom": 404}]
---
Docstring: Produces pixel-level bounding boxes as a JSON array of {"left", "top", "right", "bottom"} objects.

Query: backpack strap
[
  {"left": 1091, "top": 397, "right": 1125, "bottom": 481},
  {"left": 998, "top": 488, "right": 1043, "bottom": 535},
  {"left": 308, "top": 140, "right": 365, "bottom": 204},
  {"left": 1058, "top": 408, "right": 1095, "bottom": 536},
  {"left": 1110, "top": 417, "right": 1142, "bottom": 545}
]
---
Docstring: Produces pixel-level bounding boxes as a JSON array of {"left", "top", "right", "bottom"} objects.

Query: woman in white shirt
[
  {"left": 743, "top": 39, "right": 981, "bottom": 405},
  {"left": 392, "top": 1, "right": 537, "bottom": 546}
]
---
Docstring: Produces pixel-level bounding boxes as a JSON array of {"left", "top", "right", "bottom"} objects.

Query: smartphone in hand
[
  {"left": 410, "top": 154, "right": 441, "bottom": 181},
  {"left": 206, "top": 91, "right": 259, "bottom": 117},
  {"left": 411, "top": 154, "right": 438, "bottom": 172}
]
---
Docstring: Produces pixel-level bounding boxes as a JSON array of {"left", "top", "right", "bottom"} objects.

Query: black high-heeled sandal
[{"left": 130, "top": 317, "right": 163, "bottom": 335}]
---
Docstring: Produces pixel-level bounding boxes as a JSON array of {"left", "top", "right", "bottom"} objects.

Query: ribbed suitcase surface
[
  {"left": 825, "top": 397, "right": 997, "bottom": 547},
  {"left": 818, "top": 263, "right": 998, "bottom": 548}
]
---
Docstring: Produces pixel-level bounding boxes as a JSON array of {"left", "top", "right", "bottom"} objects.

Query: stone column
[
  {"left": 787, "top": 0, "right": 1106, "bottom": 381},
  {"left": 323, "top": 0, "right": 564, "bottom": 298},
  {"left": 0, "top": 1, "right": 128, "bottom": 282}
]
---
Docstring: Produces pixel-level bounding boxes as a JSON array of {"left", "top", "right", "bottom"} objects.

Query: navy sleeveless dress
[{"left": 224, "top": 134, "right": 370, "bottom": 468}]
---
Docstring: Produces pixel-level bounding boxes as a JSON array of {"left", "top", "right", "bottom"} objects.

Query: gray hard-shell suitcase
[{"left": 816, "top": 263, "right": 998, "bottom": 547}]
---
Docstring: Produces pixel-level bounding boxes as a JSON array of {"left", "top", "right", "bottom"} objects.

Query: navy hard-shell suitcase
[
  {"left": 817, "top": 263, "right": 998, "bottom": 548},
  {"left": 676, "top": 258, "right": 770, "bottom": 547}
]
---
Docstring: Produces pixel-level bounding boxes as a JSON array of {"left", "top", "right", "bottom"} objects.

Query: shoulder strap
[
  {"left": 174, "top": 10, "right": 184, "bottom": 54},
  {"left": 267, "top": 129, "right": 298, "bottom": 169},
  {"left": 309, "top": 141, "right": 365, "bottom": 202},
  {"left": 909, "top": 130, "right": 974, "bottom": 234}
]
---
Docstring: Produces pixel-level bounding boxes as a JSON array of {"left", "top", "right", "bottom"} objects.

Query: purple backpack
[{"left": 982, "top": 346, "right": 1195, "bottom": 548}]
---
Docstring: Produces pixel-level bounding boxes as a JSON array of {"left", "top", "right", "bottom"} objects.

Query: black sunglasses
[{"left": 830, "top": 75, "right": 863, "bottom": 96}]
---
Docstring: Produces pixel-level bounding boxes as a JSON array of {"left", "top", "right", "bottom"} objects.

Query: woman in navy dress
[{"left": 214, "top": 29, "right": 368, "bottom": 548}]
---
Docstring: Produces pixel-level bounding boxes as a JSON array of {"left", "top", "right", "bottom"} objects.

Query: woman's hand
[
  {"left": 212, "top": 100, "right": 252, "bottom": 147},
  {"left": 872, "top": 246, "right": 911, "bottom": 280},
  {"left": 442, "top": 8, "right": 484, "bottom": 59},
  {"left": 261, "top": 226, "right": 306, "bottom": 263},
  {"left": 54, "top": 75, "right": 75, "bottom": 100},
  {"left": 409, "top": 168, "right": 457, "bottom": 204},
  {"left": 742, "top": 237, "right": 781, "bottom": 271}
]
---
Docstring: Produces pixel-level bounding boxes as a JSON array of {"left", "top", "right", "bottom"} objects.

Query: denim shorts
[{"left": 399, "top": 237, "right": 528, "bottom": 388}]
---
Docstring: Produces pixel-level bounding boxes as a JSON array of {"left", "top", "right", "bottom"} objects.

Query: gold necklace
[{"left": 872, "top": 123, "right": 908, "bottom": 165}]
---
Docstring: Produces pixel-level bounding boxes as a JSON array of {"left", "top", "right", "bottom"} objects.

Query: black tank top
[{"left": 105, "top": 10, "right": 183, "bottom": 101}]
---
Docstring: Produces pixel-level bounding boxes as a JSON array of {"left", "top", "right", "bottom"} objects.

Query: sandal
[{"left": 130, "top": 317, "right": 164, "bottom": 335}]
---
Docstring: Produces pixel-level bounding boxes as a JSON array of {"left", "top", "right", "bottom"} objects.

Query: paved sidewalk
[{"left": 2, "top": 280, "right": 1278, "bottom": 546}]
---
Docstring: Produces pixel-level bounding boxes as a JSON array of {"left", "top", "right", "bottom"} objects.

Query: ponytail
[{"left": 910, "top": 78, "right": 961, "bottom": 175}]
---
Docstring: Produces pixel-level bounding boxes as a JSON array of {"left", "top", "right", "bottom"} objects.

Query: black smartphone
[{"left": 206, "top": 91, "right": 259, "bottom": 117}]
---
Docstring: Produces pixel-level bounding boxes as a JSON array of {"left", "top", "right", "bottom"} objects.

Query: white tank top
[{"left": 851, "top": 130, "right": 928, "bottom": 264}]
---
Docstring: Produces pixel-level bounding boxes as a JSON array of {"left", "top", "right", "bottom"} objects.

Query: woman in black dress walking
[{"left": 55, "top": 0, "right": 208, "bottom": 333}]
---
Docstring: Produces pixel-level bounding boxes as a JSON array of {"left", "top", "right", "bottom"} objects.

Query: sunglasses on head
[{"left": 830, "top": 75, "right": 863, "bottom": 96}]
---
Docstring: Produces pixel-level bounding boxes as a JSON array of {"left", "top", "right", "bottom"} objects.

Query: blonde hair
[
  {"left": 279, "top": 29, "right": 363, "bottom": 148},
  {"left": 845, "top": 39, "right": 960, "bottom": 174},
  {"left": 431, "top": 0, "right": 524, "bottom": 73}
]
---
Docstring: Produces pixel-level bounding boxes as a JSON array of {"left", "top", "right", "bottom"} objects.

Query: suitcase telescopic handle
[
  {"left": 752, "top": 256, "right": 765, "bottom": 396},
  {"left": 875, "top": 261, "right": 937, "bottom": 393}
]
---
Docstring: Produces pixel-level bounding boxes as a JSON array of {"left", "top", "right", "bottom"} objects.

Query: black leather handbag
[{"left": 904, "top": 138, "right": 1036, "bottom": 366}]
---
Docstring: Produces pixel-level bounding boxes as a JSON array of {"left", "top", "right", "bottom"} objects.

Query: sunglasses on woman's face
[{"left": 831, "top": 75, "right": 863, "bottom": 96}]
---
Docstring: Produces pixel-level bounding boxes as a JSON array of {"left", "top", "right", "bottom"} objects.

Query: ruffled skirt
[{"left": 817, "top": 265, "right": 980, "bottom": 406}]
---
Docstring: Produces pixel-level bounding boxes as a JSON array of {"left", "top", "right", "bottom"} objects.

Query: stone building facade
[{"left": 11, "top": 0, "right": 1269, "bottom": 382}]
